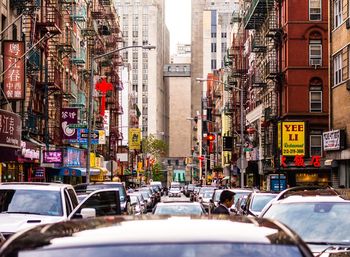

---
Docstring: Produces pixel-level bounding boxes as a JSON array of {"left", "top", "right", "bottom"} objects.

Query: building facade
[{"left": 327, "top": 0, "right": 350, "bottom": 188}]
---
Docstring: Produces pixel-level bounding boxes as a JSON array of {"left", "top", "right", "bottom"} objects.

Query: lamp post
[
  {"left": 196, "top": 77, "right": 245, "bottom": 188},
  {"left": 86, "top": 45, "right": 156, "bottom": 183}
]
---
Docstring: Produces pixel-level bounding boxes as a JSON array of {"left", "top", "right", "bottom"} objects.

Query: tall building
[
  {"left": 191, "top": 0, "right": 238, "bottom": 183},
  {"left": 115, "top": 0, "right": 169, "bottom": 141},
  {"left": 235, "top": 0, "right": 329, "bottom": 189},
  {"left": 326, "top": 0, "right": 350, "bottom": 188}
]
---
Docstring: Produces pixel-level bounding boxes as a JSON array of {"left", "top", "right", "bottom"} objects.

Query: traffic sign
[
  {"left": 77, "top": 129, "right": 99, "bottom": 144},
  {"left": 237, "top": 157, "right": 248, "bottom": 170},
  {"left": 68, "top": 124, "right": 88, "bottom": 129}
]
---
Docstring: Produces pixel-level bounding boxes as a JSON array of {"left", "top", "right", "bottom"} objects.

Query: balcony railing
[
  {"left": 71, "top": 48, "right": 86, "bottom": 65},
  {"left": 70, "top": 3, "right": 87, "bottom": 21}
]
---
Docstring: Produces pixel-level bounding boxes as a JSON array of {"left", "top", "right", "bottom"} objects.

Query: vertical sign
[
  {"left": 277, "top": 122, "right": 281, "bottom": 151},
  {"left": 103, "top": 110, "right": 110, "bottom": 136},
  {"left": 0, "top": 109, "right": 21, "bottom": 148},
  {"left": 129, "top": 128, "right": 141, "bottom": 150},
  {"left": 3, "top": 41, "right": 25, "bottom": 100},
  {"left": 61, "top": 108, "right": 78, "bottom": 141},
  {"left": 281, "top": 122, "right": 305, "bottom": 156}
]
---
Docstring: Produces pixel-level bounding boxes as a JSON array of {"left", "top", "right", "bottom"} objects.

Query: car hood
[{"left": 0, "top": 213, "right": 65, "bottom": 233}]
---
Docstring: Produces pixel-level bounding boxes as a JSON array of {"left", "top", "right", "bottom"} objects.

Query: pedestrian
[{"left": 212, "top": 190, "right": 235, "bottom": 215}]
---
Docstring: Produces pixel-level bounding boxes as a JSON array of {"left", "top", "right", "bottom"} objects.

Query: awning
[
  {"left": 46, "top": 167, "right": 82, "bottom": 177},
  {"left": 25, "top": 137, "right": 46, "bottom": 147},
  {"left": 75, "top": 168, "right": 101, "bottom": 176}
]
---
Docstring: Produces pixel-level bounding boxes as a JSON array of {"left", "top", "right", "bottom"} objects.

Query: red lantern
[{"left": 246, "top": 127, "right": 256, "bottom": 134}]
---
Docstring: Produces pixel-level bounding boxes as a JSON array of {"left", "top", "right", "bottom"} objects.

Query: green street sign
[
  {"left": 68, "top": 124, "right": 87, "bottom": 129},
  {"left": 243, "top": 148, "right": 253, "bottom": 152}
]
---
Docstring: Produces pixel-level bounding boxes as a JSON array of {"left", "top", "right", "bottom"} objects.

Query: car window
[
  {"left": 18, "top": 243, "right": 305, "bottom": 257},
  {"left": 263, "top": 202, "right": 350, "bottom": 244},
  {"left": 154, "top": 205, "right": 204, "bottom": 215},
  {"left": 0, "top": 189, "right": 63, "bottom": 216},
  {"left": 251, "top": 195, "right": 277, "bottom": 212},
  {"left": 74, "top": 191, "right": 121, "bottom": 217},
  {"left": 64, "top": 190, "right": 73, "bottom": 215},
  {"left": 67, "top": 189, "right": 79, "bottom": 208},
  {"left": 86, "top": 184, "right": 126, "bottom": 201}
]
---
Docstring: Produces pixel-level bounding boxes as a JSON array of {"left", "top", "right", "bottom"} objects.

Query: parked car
[
  {"left": 0, "top": 216, "right": 314, "bottom": 257},
  {"left": 260, "top": 186, "right": 350, "bottom": 256},
  {"left": 74, "top": 182, "right": 129, "bottom": 213},
  {"left": 200, "top": 190, "right": 214, "bottom": 211},
  {"left": 168, "top": 187, "right": 181, "bottom": 197},
  {"left": 128, "top": 193, "right": 144, "bottom": 215},
  {"left": 233, "top": 195, "right": 248, "bottom": 215},
  {"left": 152, "top": 202, "right": 206, "bottom": 215},
  {"left": 185, "top": 184, "right": 196, "bottom": 197},
  {"left": 0, "top": 182, "right": 122, "bottom": 240},
  {"left": 241, "top": 191, "right": 278, "bottom": 217}
]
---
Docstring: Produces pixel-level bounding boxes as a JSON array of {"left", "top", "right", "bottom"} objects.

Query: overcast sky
[{"left": 165, "top": 0, "right": 191, "bottom": 55}]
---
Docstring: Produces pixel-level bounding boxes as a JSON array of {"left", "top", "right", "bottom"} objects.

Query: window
[
  {"left": 333, "top": 53, "right": 342, "bottom": 85},
  {"left": 211, "top": 43, "right": 217, "bottom": 53},
  {"left": 309, "top": 0, "right": 321, "bottom": 20},
  {"left": 211, "top": 59, "right": 217, "bottom": 70},
  {"left": 132, "top": 84, "right": 138, "bottom": 92},
  {"left": 310, "top": 134, "right": 322, "bottom": 156},
  {"left": 334, "top": 0, "right": 342, "bottom": 28},
  {"left": 221, "top": 32, "right": 227, "bottom": 38},
  {"left": 309, "top": 40, "right": 322, "bottom": 66},
  {"left": 310, "top": 89, "right": 322, "bottom": 112},
  {"left": 211, "top": 33, "right": 216, "bottom": 38}
]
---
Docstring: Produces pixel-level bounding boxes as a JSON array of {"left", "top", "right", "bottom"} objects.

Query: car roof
[
  {"left": 0, "top": 182, "right": 72, "bottom": 191},
  {"left": 272, "top": 195, "right": 348, "bottom": 204},
  {"left": 157, "top": 202, "right": 201, "bottom": 206},
  {"left": 0, "top": 216, "right": 305, "bottom": 253}
]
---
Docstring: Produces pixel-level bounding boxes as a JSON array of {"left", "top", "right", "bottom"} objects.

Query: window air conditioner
[{"left": 310, "top": 58, "right": 321, "bottom": 67}]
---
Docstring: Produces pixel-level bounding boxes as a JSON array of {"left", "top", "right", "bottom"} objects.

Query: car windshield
[
  {"left": 204, "top": 191, "right": 214, "bottom": 198},
  {"left": 215, "top": 191, "right": 250, "bottom": 204},
  {"left": 19, "top": 243, "right": 304, "bottom": 257},
  {"left": 86, "top": 184, "right": 125, "bottom": 201},
  {"left": 251, "top": 195, "right": 277, "bottom": 212},
  {"left": 0, "top": 189, "right": 63, "bottom": 216},
  {"left": 141, "top": 192, "right": 150, "bottom": 199},
  {"left": 263, "top": 202, "right": 350, "bottom": 244},
  {"left": 154, "top": 205, "right": 204, "bottom": 215},
  {"left": 188, "top": 185, "right": 195, "bottom": 190}
]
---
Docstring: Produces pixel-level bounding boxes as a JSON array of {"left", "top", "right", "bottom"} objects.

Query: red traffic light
[{"left": 207, "top": 134, "right": 215, "bottom": 141}]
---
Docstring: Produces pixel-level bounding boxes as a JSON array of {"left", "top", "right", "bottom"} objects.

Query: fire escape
[{"left": 243, "top": 0, "right": 279, "bottom": 163}]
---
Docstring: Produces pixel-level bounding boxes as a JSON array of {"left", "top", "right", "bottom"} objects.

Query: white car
[
  {"left": 168, "top": 187, "right": 181, "bottom": 197},
  {"left": 0, "top": 182, "right": 122, "bottom": 240}
]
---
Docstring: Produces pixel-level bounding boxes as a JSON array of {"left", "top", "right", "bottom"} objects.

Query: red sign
[
  {"left": 95, "top": 78, "right": 113, "bottom": 116},
  {"left": 3, "top": 41, "right": 25, "bottom": 100},
  {"left": 280, "top": 155, "right": 322, "bottom": 168}
]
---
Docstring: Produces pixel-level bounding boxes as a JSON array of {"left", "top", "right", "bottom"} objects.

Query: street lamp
[
  {"left": 86, "top": 45, "right": 156, "bottom": 183},
  {"left": 196, "top": 77, "right": 245, "bottom": 188}
]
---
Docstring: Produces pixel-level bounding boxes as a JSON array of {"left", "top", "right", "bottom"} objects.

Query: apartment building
[{"left": 326, "top": 0, "right": 350, "bottom": 188}]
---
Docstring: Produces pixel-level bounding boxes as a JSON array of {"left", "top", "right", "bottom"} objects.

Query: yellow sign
[
  {"left": 277, "top": 122, "right": 281, "bottom": 150},
  {"left": 90, "top": 153, "right": 96, "bottom": 167},
  {"left": 282, "top": 122, "right": 305, "bottom": 156},
  {"left": 129, "top": 128, "right": 141, "bottom": 150}
]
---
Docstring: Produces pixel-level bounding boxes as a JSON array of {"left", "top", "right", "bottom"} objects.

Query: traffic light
[{"left": 207, "top": 134, "right": 216, "bottom": 141}]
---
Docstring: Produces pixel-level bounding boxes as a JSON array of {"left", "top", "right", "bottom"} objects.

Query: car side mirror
[{"left": 81, "top": 208, "right": 96, "bottom": 219}]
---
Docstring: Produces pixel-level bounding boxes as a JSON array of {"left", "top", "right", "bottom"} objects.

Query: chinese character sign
[
  {"left": 129, "top": 128, "right": 141, "bottom": 150},
  {"left": 61, "top": 108, "right": 78, "bottom": 141},
  {"left": 0, "top": 109, "right": 21, "bottom": 148},
  {"left": 3, "top": 41, "right": 25, "bottom": 100},
  {"left": 43, "top": 150, "right": 63, "bottom": 163},
  {"left": 281, "top": 122, "right": 305, "bottom": 156}
]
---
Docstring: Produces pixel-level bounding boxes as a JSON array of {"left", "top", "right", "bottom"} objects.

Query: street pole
[
  {"left": 240, "top": 85, "right": 245, "bottom": 188},
  {"left": 86, "top": 45, "right": 155, "bottom": 183}
]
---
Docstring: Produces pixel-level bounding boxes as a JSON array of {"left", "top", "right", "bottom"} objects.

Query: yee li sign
[{"left": 279, "top": 122, "right": 305, "bottom": 156}]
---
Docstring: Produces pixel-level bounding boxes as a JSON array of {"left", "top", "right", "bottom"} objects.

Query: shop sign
[
  {"left": 20, "top": 141, "right": 40, "bottom": 160},
  {"left": 3, "top": 41, "right": 25, "bottom": 100},
  {"left": 43, "top": 150, "right": 63, "bottom": 163},
  {"left": 34, "top": 167, "right": 45, "bottom": 178},
  {"left": 128, "top": 128, "right": 141, "bottom": 150},
  {"left": 0, "top": 110, "right": 21, "bottom": 148},
  {"left": 323, "top": 130, "right": 346, "bottom": 151},
  {"left": 61, "top": 108, "right": 78, "bottom": 141},
  {"left": 95, "top": 157, "right": 102, "bottom": 167},
  {"left": 98, "top": 130, "right": 106, "bottom": 145},
  {"left": 280, "top": 155, "right": 321, "bottom": 168},
  {"left": 64, "top": 148, "right": 82, "bottom": 167},
  {"left": 281, "top": 122, "right": 305, "bottom": 156},
  {"left": 223, "top": 136, "right": 233, "bottom": 151}
]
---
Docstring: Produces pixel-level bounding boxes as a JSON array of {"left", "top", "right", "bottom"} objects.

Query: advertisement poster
[{"left": 281, "top": 122, "right": 305, "bottom": 156}]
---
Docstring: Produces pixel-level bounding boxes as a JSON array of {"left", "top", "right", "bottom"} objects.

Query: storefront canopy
[{"left": 74, "top": 168, "right": 101, "bottom": 176}]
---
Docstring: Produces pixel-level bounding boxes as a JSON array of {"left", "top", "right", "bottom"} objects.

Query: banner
[
  {"left": 103, "top": 110, "right": 110, "bottom": 137},
  {"left": 281, "top": 122, "right": 305, "bottom": 156},
  {"left": 61, "top": 108, "right": 78, "bottom": 141},
  {"left": 129, "top": 128, "right": 141, "bottom": 150},
  {"left": 3, "top": 41, "right": 25, "bottom": 100}
]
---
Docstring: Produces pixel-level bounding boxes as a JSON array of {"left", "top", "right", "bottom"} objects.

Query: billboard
[
  {"left": 281, "top": 122, "right": 305, "bottom": 156},
  {"left": 323, "top": 130, "right": 346, "bottom": 151},
  {"left": 129, "top": 128, "right": 141, "bottom": 150},
  {"left": 3, "top": 41, "right": 25, "bottom": 100}
]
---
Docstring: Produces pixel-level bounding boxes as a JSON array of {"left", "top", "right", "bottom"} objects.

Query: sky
[{"left": 165, "top": 0, "right": 191, "bottom": 55}]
